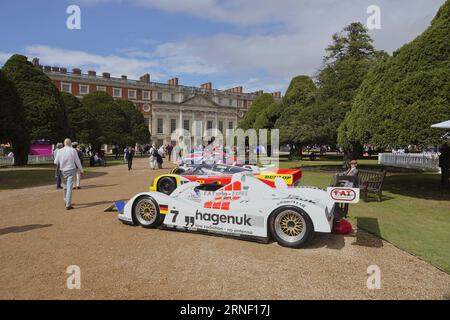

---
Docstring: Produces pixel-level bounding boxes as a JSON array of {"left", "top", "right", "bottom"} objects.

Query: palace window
[
  {"left": 143, "top": 91, "right": 150, "bottom": 100},
  {"left": 128, "top": 89, "right": 136, "bottom": 99},
  {"left": 237, "top": 100, "right": 243, "bottom": 107},
  {"left": 157, "top": 92, "right": 163, "bottom": 100},
  {"left": 171, "top": 93, "right": 175, "bottom": 102},
  {"left": 170, "top": 119, "right": 176, "bottom": 133},
  {"left": 218, "top": 121, "right": 223, "bottom": 133},
  {"left": 61, "top": 83, "right": 72, "bottom": 93},
  {"left": 113, "top": 88, "right": 122, "bottom": 97},
  {"left": 144, "top": 117, "right": 150, "bottom": 128},
  {"left": 183, "top": 119, "right": 190, "bottom": 131},
  {"left": 157, "top": 118, "right": 164, "bottom": 134},
  {"left": 229, "top": 99, "right": 233, "bottom": 106},
  {"left": 79, "top": 84, "right": 89, "bottom": 95},
  {"left": 228, "top": 121, "right": 234, "bottom": 130},
  {"left": 97, "top": 86, "right": 106, "bottom": 92},
  {"left": 207, "top": 121, "right": 213, "bottom": 130}
]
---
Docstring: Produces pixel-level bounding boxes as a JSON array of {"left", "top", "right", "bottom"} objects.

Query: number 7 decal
[{"left": 170, "top": 210, "right": 179, "bottom": 223}]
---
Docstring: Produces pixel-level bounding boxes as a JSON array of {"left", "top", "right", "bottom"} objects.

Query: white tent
[{"left": 431, "top": 120, "right": 450, "bottom": 129}]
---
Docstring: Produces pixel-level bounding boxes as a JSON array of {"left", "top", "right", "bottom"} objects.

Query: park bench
[{"left": 357, "top": 169, "right": 387, "bottom": 202}]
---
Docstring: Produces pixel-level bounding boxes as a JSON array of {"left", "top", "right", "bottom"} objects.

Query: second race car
[{"left": 150, "top": 163, "right": 302, "bottom": 195}]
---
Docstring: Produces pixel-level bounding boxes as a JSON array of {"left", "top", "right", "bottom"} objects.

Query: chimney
[
  {"left": 168, "top": 77, "right": 179, "bottom": 86},
  {"left": 140, "top": 73, "right": 150, "bottom": 83},
  {"left": 253, "top": 90, "right": 263, "bottom": 96},
  {"left": 102, "top": 72, "right": 110, "bottom": 79},
  {"left": 73, "top": 68, "right": 81, "bottom": 75},
  {"left": 32, "top": 58, "right": 40, "bottom": 67},
  {"left": 121, "top": 75, "right": 127, "bottom": 80},
  {"left": 271, "top": 91, "right": 281, "bottom": 98},
  {"left": 226, "top": 86, "right": 243, "bottom": 94},
  {"left": 200, "top": 82, "right": 212, "bottom": 90},
  {"left": 88, "top": 70, "right": 96, "bottom": 77}
]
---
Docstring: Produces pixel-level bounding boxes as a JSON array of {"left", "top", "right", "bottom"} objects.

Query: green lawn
[{"left": 280, "top": 154, "right": 450, "bottom": 273}]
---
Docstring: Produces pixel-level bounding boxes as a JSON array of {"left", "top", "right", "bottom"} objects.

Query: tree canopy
[
  {"left": 0, "top": 69, "right": 28, "bottom": 165},
  {"left": 238, "top": 93, "right": 275, "bottom": 131},
  {"left": 79, "top": 91, "right": 150, "bottom": 149},
  {"left": 2, "top": 54, "right": 69, "bottom": 144},
  {"left": 338, "top": 1, "right": 450, "bottom": 150}
]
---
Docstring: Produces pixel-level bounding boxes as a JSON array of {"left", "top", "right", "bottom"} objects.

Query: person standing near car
[
  {"left": 439, "top": 143, "right": 450, "bottom": 189},
  {"left": 54, "top": 138, "right": 83, "bottom": 210},
  {"left": 126, "top": 146, "right": 135, "bottom": 170},
  {"left": 149, "top": 144, "right": 157, "bottom": 170},
  {"left": 53, "top": 142, "right": 64, "bottom": 189},
  {"left": 72, "top": 142, "right": 84, "bottom": 189}
]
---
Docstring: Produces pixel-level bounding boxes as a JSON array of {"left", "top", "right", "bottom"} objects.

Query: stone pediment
[{"left": 181, "top": 94, "right": 219, "bottom": 108}]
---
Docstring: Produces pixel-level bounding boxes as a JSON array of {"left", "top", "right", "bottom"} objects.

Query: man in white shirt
[{"left": 54, "top": 138, "right": 84, "bottom": 210}]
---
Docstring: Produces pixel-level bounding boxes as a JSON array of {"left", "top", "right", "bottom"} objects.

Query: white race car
[{"left": 115, "top": 172, "right": 359, "bottom": 248}]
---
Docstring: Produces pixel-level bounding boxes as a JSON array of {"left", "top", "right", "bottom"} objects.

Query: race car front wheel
[
  {"left": 269, "top": 207, "right": 314, "bottom": 248},
  {"left": 132, "top": 196, "right": 164, "bottom": 228},
  {"left": 157, "top": 177, "right": 177, "bottom": 195}
]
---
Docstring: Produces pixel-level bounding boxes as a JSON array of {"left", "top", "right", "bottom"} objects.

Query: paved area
[{"left": 0, "top": 158, "right": 449, "bottom": 299}]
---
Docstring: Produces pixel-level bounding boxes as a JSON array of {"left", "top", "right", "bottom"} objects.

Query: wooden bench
[{"left": 357, "top": 169, "right": 387, "bottom": 202}]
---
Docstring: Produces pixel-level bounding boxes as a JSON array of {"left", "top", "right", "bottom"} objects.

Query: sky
[{"left": 0, "top": 0, "right": 446, "bottom": 93}]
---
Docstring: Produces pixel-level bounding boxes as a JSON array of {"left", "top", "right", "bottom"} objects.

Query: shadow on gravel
[
  {"left": 75, "top": 200, "right": 119, "bottom": 209},
  {"left": 75, "top": 184, "right": 118, "bottom": 189},
  {"left": 352, "top": 217, "right": 383, "bottom": 248},
  {"left": 0, "top": 224, "right": 52, "bottom": 236}
]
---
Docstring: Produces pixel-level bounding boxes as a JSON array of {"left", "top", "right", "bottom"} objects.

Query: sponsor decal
[
  {"left": 327, "top": 187, "right": 360, "bottom": 203},
  {"left": 159, "top": 204, "right": 169, "bottom": 214},
  {"left": 195, "top": 210, "right": 252, "bottom": 226}
]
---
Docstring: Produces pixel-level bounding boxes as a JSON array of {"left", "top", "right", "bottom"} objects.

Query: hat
[{"left": 350, "top": 160, "right": 358, "bottom": 165}]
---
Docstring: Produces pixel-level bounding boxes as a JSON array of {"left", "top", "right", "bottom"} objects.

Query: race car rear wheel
[
  {"left": 269, "top": 207, "right": 314, "bottom": 248},
  {"left": 132, "top": 196, "right": 164, "bottom": 228},
  {"left": 157, "top": 177, "right": 177, "bottom": 195}
]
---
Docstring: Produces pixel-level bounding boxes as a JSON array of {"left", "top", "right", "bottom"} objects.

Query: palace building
[{"left": 33, "top": 58, "right": 282, "bottom": 146}]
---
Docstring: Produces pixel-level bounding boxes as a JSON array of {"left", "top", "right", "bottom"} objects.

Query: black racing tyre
[
  {"left": 269, "top": 206, "right": 314, "bottom": 248},
  {"left": 157, "top": 176, "right": 177, "bottom": 195},
  {"left": 131, "top": 196, "right": 164, "bottom": 228}
]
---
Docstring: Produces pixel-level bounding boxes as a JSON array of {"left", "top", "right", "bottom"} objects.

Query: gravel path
[{"left": 0, "top": 158, "right": 449, "bottom": 299}]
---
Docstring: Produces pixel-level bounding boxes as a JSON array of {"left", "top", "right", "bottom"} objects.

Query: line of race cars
[{"left": 113, "top": 163, "right": 359, "bottom": 248}]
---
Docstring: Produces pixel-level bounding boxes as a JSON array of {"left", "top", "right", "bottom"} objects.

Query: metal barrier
[
  {"left": 0, "top": 155, "right": 54, "bottom": 166},
  {"left": 378, "top": 153, "right": 439, "bottom": 171}
]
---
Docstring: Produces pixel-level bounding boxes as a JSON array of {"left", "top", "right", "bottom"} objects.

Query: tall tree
[
  {"left": 2, "top": 54, "right": 69, "bottom": 150},
  {"left": 238, "top": 93, "right": 275, "bottom": 131},
  {"left": 114, "top": 99, "right": 151, "bottom": 146},
  {"left": 338, "top": 1, "right": 450, "bottom": 151},
  {"left": 311, "top": 22, "right": 382, "bottom": 163},
  {"left": 275, "top": 75, "right": 317, "bottom": 159},
  {"left": 0, "top": 70, "right": 28, "bottom": 165}
]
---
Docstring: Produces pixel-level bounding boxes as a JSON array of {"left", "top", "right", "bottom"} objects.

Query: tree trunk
[{"left": 13, "top": 141, "right": 29, "bottom": 166}]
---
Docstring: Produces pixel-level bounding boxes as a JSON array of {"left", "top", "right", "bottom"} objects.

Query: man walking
[
  {"left": 126, "top": 146, "right": 135, "bottom": 170},
  {"left": 72, "top": 142, "right": 84, "bottom": 189},
  {"left": 54, "top": 138, "right": 84, "bottom": 210},
  {"left": 53, "top": 142, "right": 64, "bottom": 189}
]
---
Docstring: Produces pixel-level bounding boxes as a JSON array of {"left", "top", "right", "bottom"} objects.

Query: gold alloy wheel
[
  {"left": 280, "top": 212, "right": 304, "bottom": 236},
  {"left": 274, "top": 209, "right": 307, "bottom": 243},
  {"left": 135, "top": 198, "right": 157, "bottom": 225}
]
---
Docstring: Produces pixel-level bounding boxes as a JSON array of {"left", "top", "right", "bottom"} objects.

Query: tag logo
[{"left": 327, "top": 187, "right": 359, "bottom": 203}]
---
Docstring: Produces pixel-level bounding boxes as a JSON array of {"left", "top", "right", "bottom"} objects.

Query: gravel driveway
[{"left": 0, "top": 158, "right": 449, "bottom": 299}]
